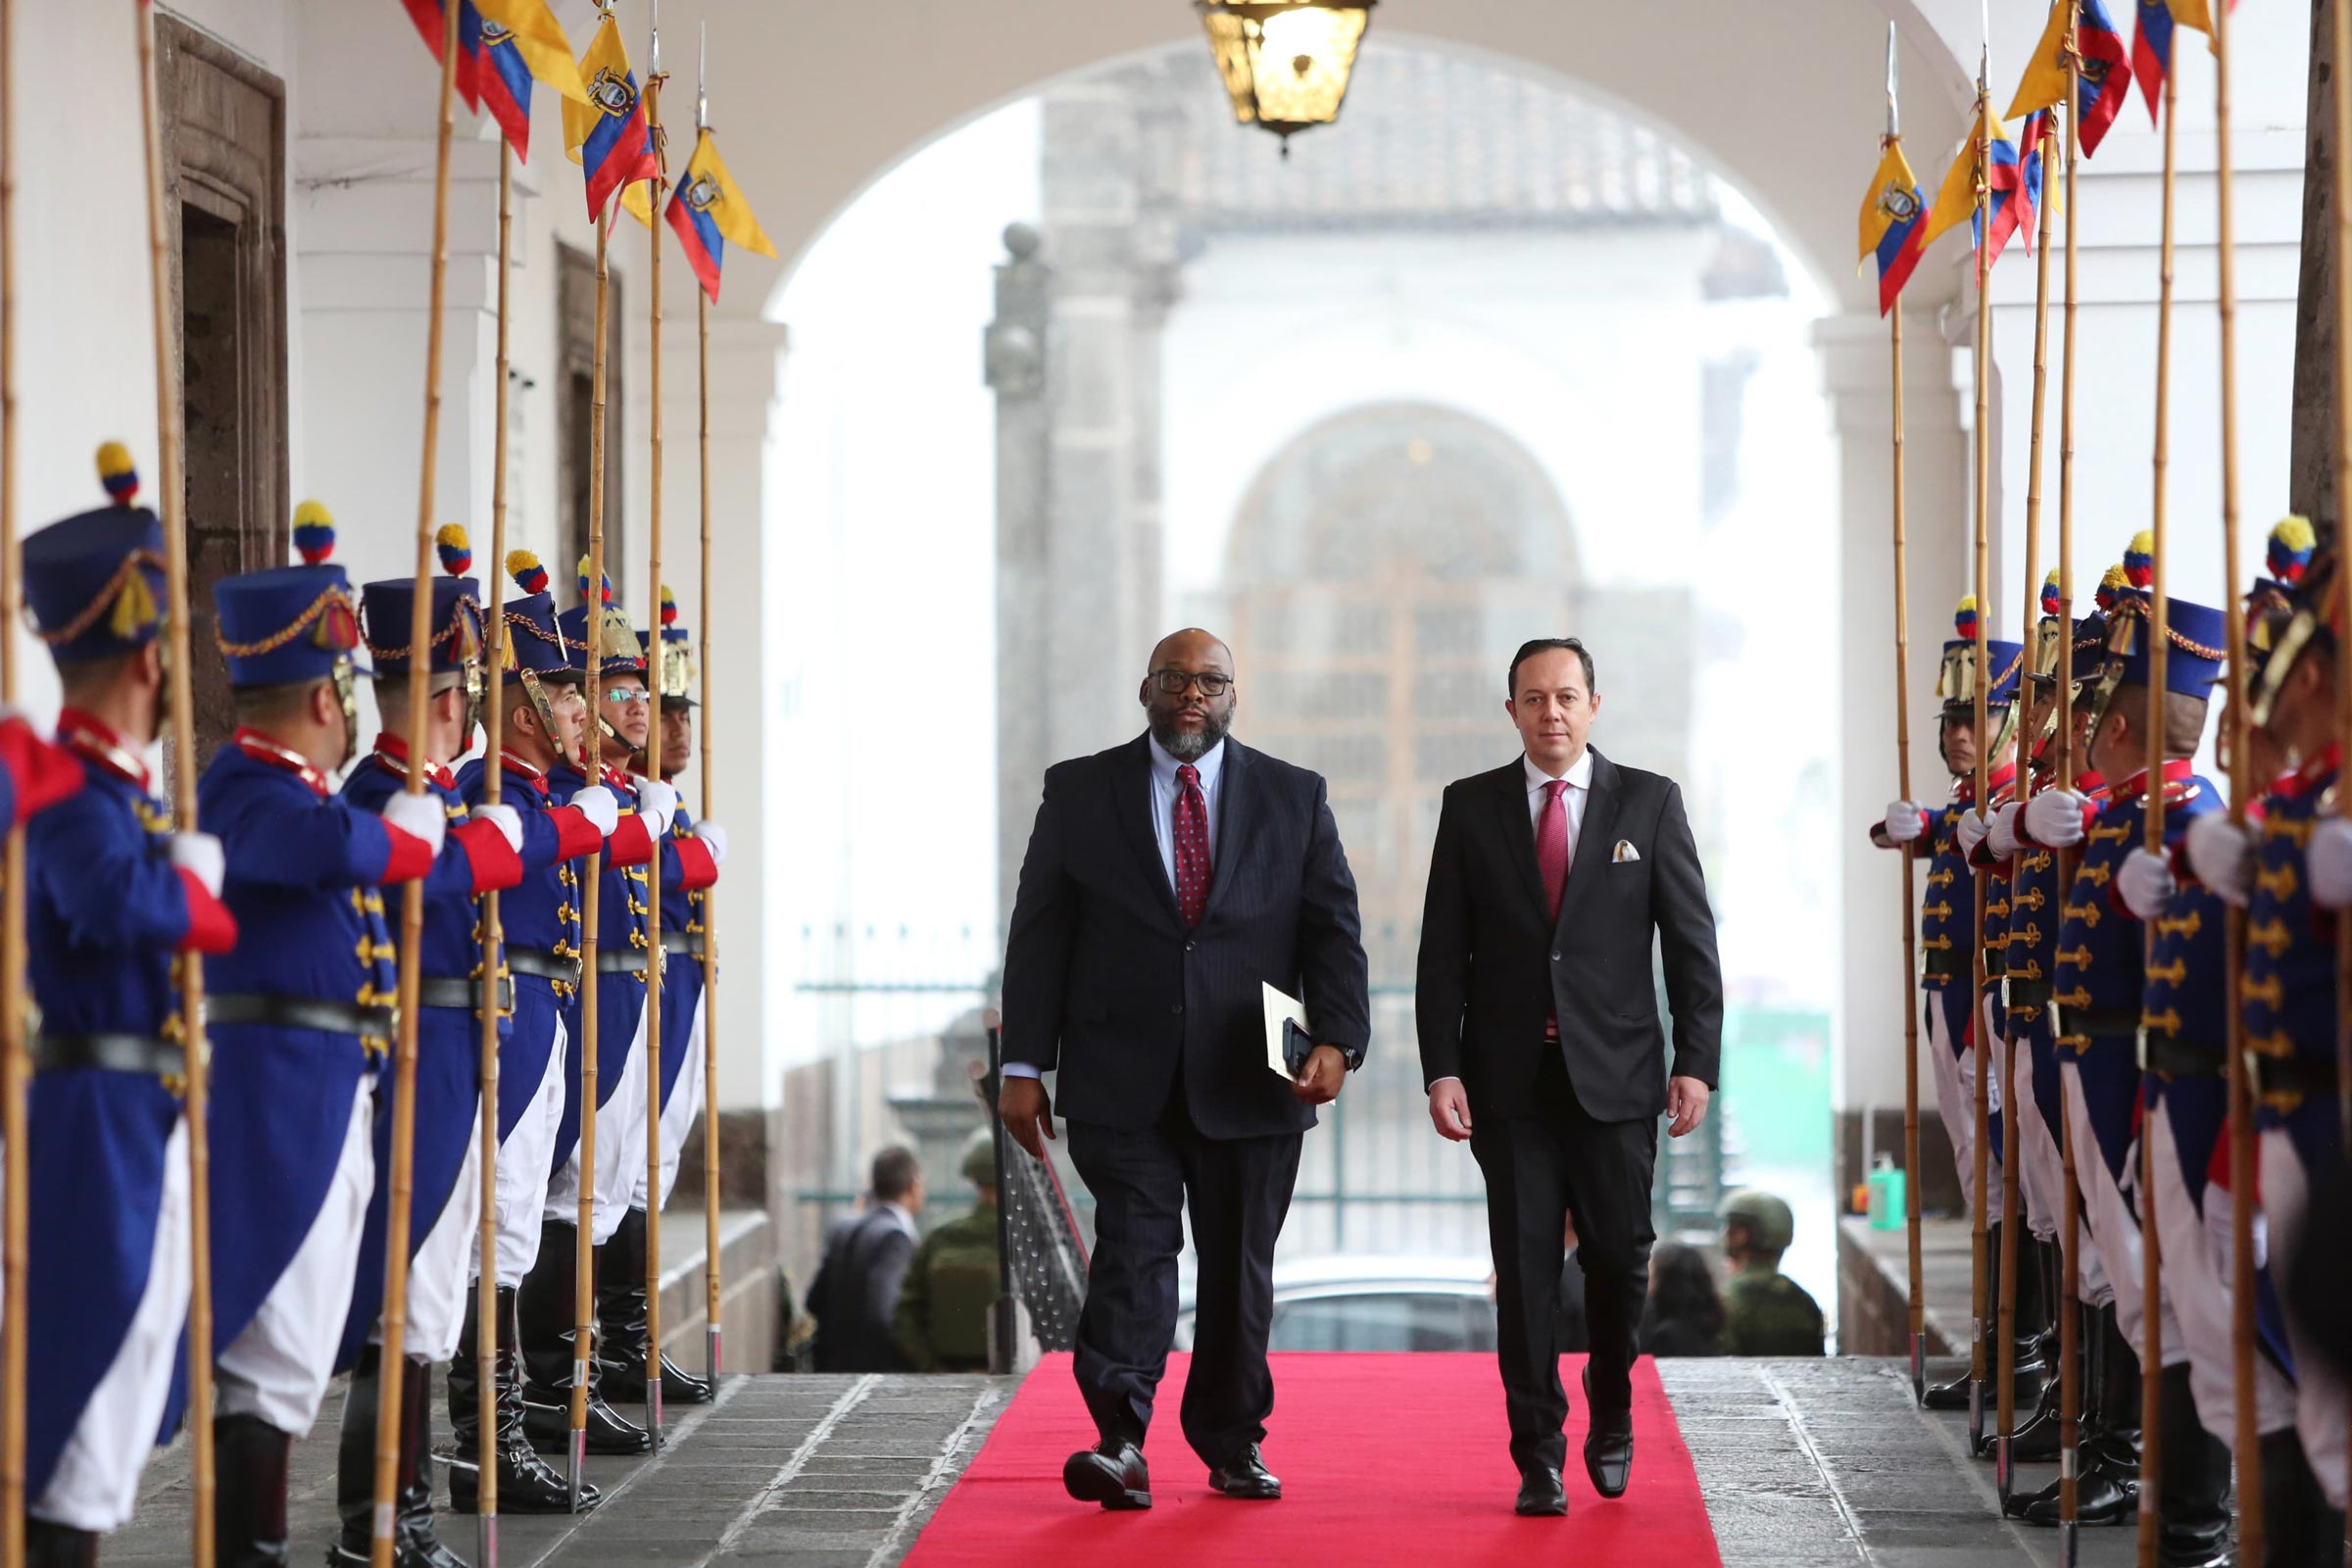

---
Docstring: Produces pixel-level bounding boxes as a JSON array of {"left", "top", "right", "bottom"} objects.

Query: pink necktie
[
  {"left": 1538, "top": 778, "right": 1571, "bottom": 919},
  {"left": 1174, "top": 763, "right": 1213, "bottom": 928}
]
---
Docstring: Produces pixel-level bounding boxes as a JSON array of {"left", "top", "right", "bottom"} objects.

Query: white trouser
[
  {"left": 2062, "top": 1059, "right": 2185, "bottom": 1371},
  {"left": 479, "top": 1017, "right": 569, "bottom": 1288},
  {"left": 365, "top": 1108, "right": 482, "bottom": 1366},
  {"left": 1984, "top": 995, "right": 2055, "bottom": 1242},
  {"left": 217, "top": 1079, "right": 373, "bottom": 1438},
  {"left": 1928, "top": 990, "right": 2002, "bottom": 1222},
  {"left": 31, "top": 1118, "right": 192, "bottom": 1532},
  {"left": 633, "top": 992, "right": 706, "bottom": 1211},
  {"left": 545, "top": 1003, "right": 648, "bottom": 1247},
  {"left": 2261, "top": 1126, "right": 2352, "bottom": 1509}
]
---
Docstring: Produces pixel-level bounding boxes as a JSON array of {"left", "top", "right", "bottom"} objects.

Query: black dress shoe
[
  {"left": 1584, "top": 1417, "right": 1633, "bottom": 1500},
  {"left": 2011, "top": 1461, "right": 2138, "bottom": 1526},
  {"left": 1063, "top": 1442, "right": 1152, "bottom": 1510},
  {"left": 1515, "top": 1467, "right": 1568, "bottom": 1517},
  {"left": 1206, "top": 1445, "right": 1282, "bottom": 1500}
]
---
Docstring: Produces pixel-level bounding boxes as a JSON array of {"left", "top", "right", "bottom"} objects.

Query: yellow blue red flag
[
  {"left": 563, "top": 11, "right": 661, "bottom": 220},
  {"left": 2006, "top": 0, "right": 2132, "bottom": 156},
  {"left": 665, "top": 128, "right": 778, "bottom": 303},
  {"left": 1857, "top": 140, "right": 1927, "bottom": 317},
  {"left": 473, "top": 0, "right": 587, "bottom": 160}
]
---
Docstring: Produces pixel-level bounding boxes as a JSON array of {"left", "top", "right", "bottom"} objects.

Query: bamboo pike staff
[
  {"left": 2332, "top": 0, "right": 2352, "bottom": 1533},
  {"left": 1883, "top": 22, "right": 1929, "bottom": 1411},
  {"left": 572, "top": 201, "right": 613, "bottom": 1512},
  {"left": 134, "top": 1, "right": 216, "bottom": 1556},
  {"left": 1999, "top": 87, "right": 2058, "bottom": 1505},
  {"left": 0, "top": 0, "right": 23, "bottom": 1555},
  {"left": 1968, "top": 48, "right": 1995, "bottom": 1461},
  {"left": 2056, "top": 14, "right": 2084, "bottom": 1554},
  {"left": 2207, "top": 0, "right": 2262, "bottom": 1556},
  {"left": 696, "top": 24, "right": 723, "bottom": 1392},
  {"left": 372, "top": 6, "right": 464, "bottom": 1562},
  {"left": 642, "top": 4, "right": 668, "bottom": 1456},
  {"left": 472, "top": 141, "right": 516, "bottom": 1558}
]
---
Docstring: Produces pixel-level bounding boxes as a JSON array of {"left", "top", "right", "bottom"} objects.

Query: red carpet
[{"left": 901, "top": 1352, "right": 1721, "bottom": 1566}]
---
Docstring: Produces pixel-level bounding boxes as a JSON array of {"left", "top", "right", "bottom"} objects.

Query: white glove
[
  {"left": 2185, "top": 813, "right": 2256, "bottom": 908},
  {"left": 472, "top": 802, "right": 523, "bottom": 854},
  {"left": 696, "top": 820, "right": 728, "bottom": 867},
  {"left": 1988, "top": 802, "right": 2023, "bottom": 860},
  {"left": 1955, "top": 809, "right": 1992, "bottom": 859},
  {"left": 2309, "top": 817, "right": 2352, "bottom": 910},
  {"left": 569, "top": 783, "right": 620, "bottom": 838},
  {"left": 380, "top": 790, "right": 447, "bottom": 858},
  {"left": 633, "top": 775, "right": 679, "bottom": 837},
  {"left": 1883, "top": 800, "right": 1928, "bottom": 843},
  {"left": 2023, "top": 788, "right": 2087, "bottom": 849},
  {"left": 170, "top": 831, "right": 224, "bottom": 898},
  {"left": 2118, "top": 847, "right": 2179, "bottom": 920}
]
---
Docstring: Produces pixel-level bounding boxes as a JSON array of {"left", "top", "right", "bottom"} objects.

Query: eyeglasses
[
  {"left": 601, "top": 688, "right": 652, "bottom": 708},
  {"left": 1151, "top": 670, "right": 1234, "bottom": 699}
]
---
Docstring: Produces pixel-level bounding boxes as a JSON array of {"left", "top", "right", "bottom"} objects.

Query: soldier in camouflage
[
  {"left": 894, "top": 1129, "right": 1004, "bottom": 1373},
  {"left": 1715, "top": 1189, "right": 1824, "bottom": 1357}
]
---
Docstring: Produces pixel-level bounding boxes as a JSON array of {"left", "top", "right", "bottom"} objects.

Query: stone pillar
[{"left": 988, "top": 222, "right": 1054, "bottom": 933}]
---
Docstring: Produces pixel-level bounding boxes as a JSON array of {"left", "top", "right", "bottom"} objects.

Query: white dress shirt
[
  {"left": 1430, "top": 749, "right": 1594, "bottom": 1093},
  {"left": 1004, "top": 736, "right": 1228, "bottom": 1083},
  {"left": 877, "top": 1200, "right": 919, "bottom": 1243}
]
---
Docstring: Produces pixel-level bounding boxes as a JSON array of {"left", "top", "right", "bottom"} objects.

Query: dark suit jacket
[
  {"left": 806, "top": 1207, "right": 915, "bottom": 1373},
  {"left": 1415, "top": 749, "right": 1723, "bottom": 1123},
  {"left": 1000, "top": 734, "right": 1372, "bottom": 1141}
]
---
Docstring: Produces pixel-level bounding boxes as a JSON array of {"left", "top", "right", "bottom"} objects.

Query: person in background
[
  {"left": 1637, "top": 1243, "right": 1724, "bottom": 1358},
  {"left": 1716, "top": 1189, "right": 1825, "bottom": 1357},
  {"left": 1553, "top": 1212, "right": 1590, "bottom": 1355},
  {"left": 895, "top": 1128, "right": 1005, "bottom": 1373},
  {"left": 808, "top": 1147, "right": 924, "bottom": 1372}
]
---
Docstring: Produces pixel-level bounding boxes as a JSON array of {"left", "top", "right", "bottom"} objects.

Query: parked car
[{"left": 1175, "top": 1254, "right": 1497, "bottom": 1352}]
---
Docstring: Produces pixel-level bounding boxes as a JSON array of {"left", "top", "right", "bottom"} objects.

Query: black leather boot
[
  {"left": 517, "top": 1220, "right": 650, "bottom": 1456},
  {"left": 216, "top": 1412, "right": 294, "bottom": 1567},
  {"left": 24, "top": 1519, "right": 96, "bottom": 1568},
  {"left": 452, "top": 1284, "right": 596, "bottom": 1513},
  {"left": 598, "top": 1206, "right": 714, "bottom": 1406},
  {"left": 2014, "top": 1303, "right": 2139, "bottom": 1526},
  {"left": 397, "top": 1355, "right": 468, "bottom": 1567},
  {"left": 449, "top": 1284, "right": 487, "bottom": 1471},
  {"left": 2155, "top": 1364, "right": 2230, "bottom": 1568},
  {"left": 327, "top": 1346, "right": 384, "bottom": 1565},
  {"left": 2261, "top": 1427, "right": 2347, "bottom": 1568}
]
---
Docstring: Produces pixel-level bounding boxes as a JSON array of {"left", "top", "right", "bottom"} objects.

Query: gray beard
[{"left": 1152, "top": 711, "right": 1229, "bottom": 760}]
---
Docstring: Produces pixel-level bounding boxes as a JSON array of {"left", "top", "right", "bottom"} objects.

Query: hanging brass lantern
[{"left": 1196, "top": 1, "right": 1375, "bottom": 153}]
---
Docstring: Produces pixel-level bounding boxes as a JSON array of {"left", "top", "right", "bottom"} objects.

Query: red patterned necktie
[
  {"left": 1537, "top": 778, "right": 1571, "bottom": 919},
  {"left": 1174, "top": 762, "right": 1213, "bottom": 928}
]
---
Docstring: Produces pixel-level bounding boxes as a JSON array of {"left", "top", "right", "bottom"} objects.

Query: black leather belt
[
  {"left": 660, "top": 929, "right": 705, "bottom": 958},
  {"left": 209, "top": 993, "right": 394, "bottom": 1046},
  {"left": 2052, "top": 1004, "right": 2139, "bottom": 1039},
  {"left": 2005, "top": 978, "right": 2054, "bottom": 1010},
  {"left": 31, "top": 1032, "right": 184, "bottom": 1077},
  {"left": 506, "top": 947, "right": 581, "bottom": 988},
  {"left": 1921, "top": 953, "right": 1961, "bottom": 980},
  {"left": 595, "top": 950, "right": 651, "bottom": 974},
  {"left": 2143, "top": 1034, "right": 2225, "bottom": 1078},
  {"left": 416, "top": 976, "right": 515, "bottom": 1012},
  {"left": 2257, "top": 1055, "right": 2339, "bottom": 1100}
]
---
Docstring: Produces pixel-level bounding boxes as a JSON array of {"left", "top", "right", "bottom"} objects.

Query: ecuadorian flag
[
  {"left": 563, "top": 10, "right": 661, "bottom": 220},
  {"left": 2006, "top": 0, "right": 2132, "bottom": 157},
  {"left": 399, "top": 0, "right": 484, "bottom": 113},
  {"left": 1857, "top": 140, "right": 1927, "bottom": 318},
  {"left": 474, "top": 0, "right": 588, "bottom": 162},
  {"left": 664, "top": 128, "right": 778, "bottom": 303}
]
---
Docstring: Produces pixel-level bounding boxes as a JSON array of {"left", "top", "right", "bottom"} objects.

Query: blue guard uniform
[
  {"left": 197, "top": 506, "right": 441, "bottom": 1564},
  {"left": 19, "top": 446, "right": 227, "bottom": 1549},
  {"left": 324, "top": 530, "right": 535, "bottom": 1564},
  {"left": 451, "top": 552, "right": 612, "bottom": 1509}
]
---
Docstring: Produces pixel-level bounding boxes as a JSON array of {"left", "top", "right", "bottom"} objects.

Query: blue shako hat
[
  {"left": 1937, "top": 597, "right": 2025, "bottom": 709},
  {"left": 213, "top": 501, "right": 366, "bottom": 686},
  {"left": 25, "top": 443, "right": 169, "bottom": 666},
  {"left": 361, "top": 527, "right": 483, "bottom": 681}
]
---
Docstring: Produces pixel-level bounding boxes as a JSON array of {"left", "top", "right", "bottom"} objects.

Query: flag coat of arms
[{"left": 664, "top": 128, "right": 778, "bottom": 303}]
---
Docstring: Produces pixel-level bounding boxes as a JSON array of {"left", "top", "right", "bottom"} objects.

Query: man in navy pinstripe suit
[{"left": 998, "top": 628, "right": 1372, "bottom": 1511}]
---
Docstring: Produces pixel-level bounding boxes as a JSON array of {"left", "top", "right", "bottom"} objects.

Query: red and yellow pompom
[
  {"left": 2096, "top": 564, "right": 2129, "bottom": 612},
  {"left": 97, "top": 441, "right": 139, "bottom": 505},
  {"left": 573, "top": 556, "right": 613, "bottom": 606},
  {"left": 2269, "top": 515, "right": 2316, "bottom": 585},
  {"left": 1953, "top": 595, "right": 1980, "bottom": 642},
  {"left": 2124, "top": 530, "right": 2155, "bottom": 590},
  {"left": 2039, "top": 568, "right": 2061, "bottom": 617},
  {"left": 660, "top": 583, "right": 678, "bottom": 626},
  {"left": 292, "top": 501, "right": 336, "bottom": 565},
  {"left": 508, "top": 550, "right": 550, "bottom": 596},
  {"left": 435, "top": 523, "right": 472, "bottom": 576}
]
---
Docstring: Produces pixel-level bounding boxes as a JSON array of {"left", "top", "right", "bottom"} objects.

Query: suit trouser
[
  {"left": 1469, "top": 1073, "right": 1656, "bottom": 1473},
  {"left": 1065, "top": 1109, "right": 1301, "bottom": 1465}
]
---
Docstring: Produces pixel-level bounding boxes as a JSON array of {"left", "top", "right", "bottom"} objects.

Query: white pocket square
[{"left": 1612, "top": 840, "right": 1641, "bottom": 863}]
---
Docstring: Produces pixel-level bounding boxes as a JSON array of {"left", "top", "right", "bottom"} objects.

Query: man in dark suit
[
  {"left": 805, "top": 1147, "right": 924, "bottom": 1372},
  {"left": 1416, "top": 636, "right": 1723, "bottom": 1518},
  {"left": 998, "top": 628, "right": 1371, "bottom": 1511}
]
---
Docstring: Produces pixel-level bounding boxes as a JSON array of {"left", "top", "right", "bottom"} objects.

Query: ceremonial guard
[
  {"left": 1878, "top": 597, "right": 2026, "bottom": 1409},
  {"left": 515, "top": 569, "right": 662, "bottom": 1456},
  {"left": 2204, "top": 541, "right": 2352, "bottom": 1548},
  {"left": 325, "top": 532, "right": 537, "bottom": 1565},
  {"left": 606, "top": 590, "right": 723, "bottom": 1407},
  {"left": 19, "top": 447, "right": 230, "bottom": 1562},
  {"left": 450, "top": 553, "right": 617, "bottom": 1511},
  {"left": 198, "top": 508, "right": 444, "bottom": 1564}
]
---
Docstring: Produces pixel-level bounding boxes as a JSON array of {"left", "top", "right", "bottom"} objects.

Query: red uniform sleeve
[
  {"left": 671, "top": 835, "right": 719, "bottom": 892},
  {"left": 451, "top": 816, "right": 525, "bottom": 893},
  {"left": 174, "top": 868, "right": 239, "bottom": 956},
  {"left": 604, "top": 813, "right": 656, "bottom": 867},
  {"left": 548, "top": 805, "right": 603, "bottom": 861},
  {"left": 0, "top": 720, "right": 82, "bottom": 818},
  {"left": 377, "top": 823, "right": 436, "bottom": 886}
]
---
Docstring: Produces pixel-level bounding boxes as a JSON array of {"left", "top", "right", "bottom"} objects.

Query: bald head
[{"left": 1141, "top": 628, "right": 1237, "bottom": 761}]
